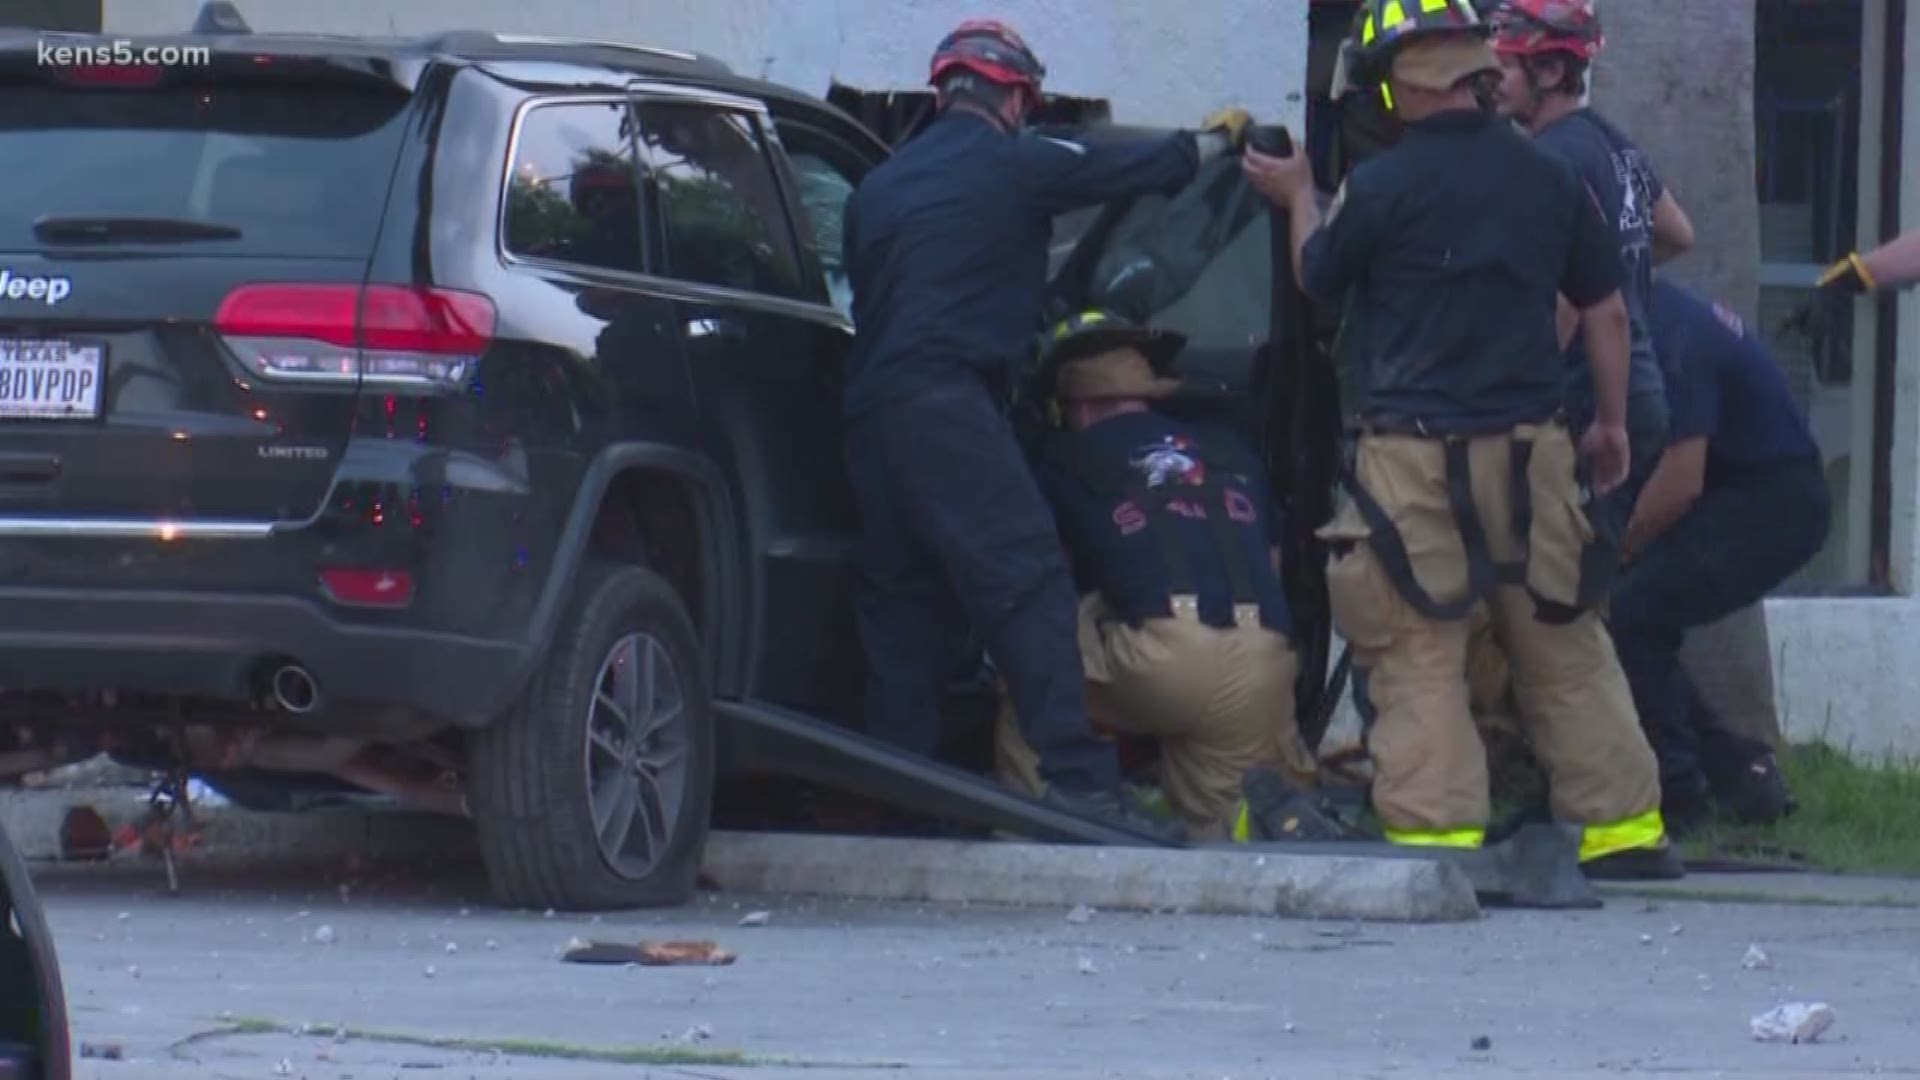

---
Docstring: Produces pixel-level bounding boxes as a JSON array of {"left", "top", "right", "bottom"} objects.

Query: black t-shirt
[
  {"left": 1299, "top": 108, "right": 1625, "bottom": 434},
  {"left": 1651, "top": 281, "right": 1820, "bottom": 481},
  {"left": 1534, "top": 109, "right": 1670, "bottom": 424},
  {"left": 1036, "top": 411, "right": 1293, "bottom": 635}
]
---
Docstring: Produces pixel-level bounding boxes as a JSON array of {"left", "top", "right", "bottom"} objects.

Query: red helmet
[
  {"left": 1490, "top": 0, "right": 1604, "bottom": 60},
  {"left": 927, "top": 19, "right": 1046, "bottom": 96}
]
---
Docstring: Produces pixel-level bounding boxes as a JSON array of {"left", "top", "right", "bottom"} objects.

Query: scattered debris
[
  {"left": 60, "top": 804, "right": 114, "bottom": 862},
  {"left": 738, "top": 910, "right": 772, "bottom": 927},
  {"left": 424, "top": 964, "right": 437, "bottom": 978},
  {"left": 116, "top": 912, "right": 130, "bottom": 922},
  {"left": 1669, "top": 925, "right": 1684, "bottom": 936},
  {"left": 311, "top": 925, "right": 336, "bottom": 945},
  {"left": 1471, "top": 1035, "right": 1492, "bottom": 1051},
  {"left": 445, "top": 942, "right": 459, "bottom": 954},
  {"left": 543, "top": 909, "right": 556, "bottom": 919},
  {"left": 1743, "top": 945, "right": 1772, "bottom": 970},
  {"left": 1639, "top": 934, "right": 1654, "bottom": 945},
  {"left": 126, "top": 965, "right": 139, "bottom": 978},
  {"left": 1065, "top": 904, "right": 1095, "bottom": 925},
  {"left": 485, "top": 939, "right": 500, "bottom": 951},
  {"left": 1751, "top": 1002, "right": 1835, "bottom": 1044},
  {"left": 1077, "top": 957, "right": 1099, "bottom": 975},
  {"left": 1282, "top": 1022, "right": 1297, "bottom": 1034},
  {"left": 680, "top": 1024, "right": 714, "bottom": 1044},
  {"left": 78, "top": 1042, "right": 124, "bottom": 1060},
  {"left": 1314, "top": 925, "right": 1362, "bottom": 939},
  {"left": 272, "top": 1058, "right": 294, "bottom": 1076},
  {"left": 561, "top": 939, "right": 738, "bottom": 966}
]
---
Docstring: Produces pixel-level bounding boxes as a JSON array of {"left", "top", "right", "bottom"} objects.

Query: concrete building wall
[{"left": 105, "top": 0, "right": 1309, "bottom": 133}]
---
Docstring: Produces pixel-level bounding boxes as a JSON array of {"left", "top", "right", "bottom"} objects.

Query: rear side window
[
  {"left": 502, "top": 100, "right": 644, "bottom": 274},
  {"left": 0, "top": 85, "right": 409, "bottom": 258},
  {"left": 632, "top": 100, "right": 808, "bottom": 301}
]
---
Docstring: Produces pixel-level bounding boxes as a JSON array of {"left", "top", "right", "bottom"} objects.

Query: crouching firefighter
[
  {"left": 1241, "top": 0, "right": 1682, "bottom": 879},
  {"left": 994, "top": 311, "right": 1348, "bottom": 843}
]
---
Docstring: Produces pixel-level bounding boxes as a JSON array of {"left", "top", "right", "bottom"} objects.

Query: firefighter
[
  {"left": 993, "top": 311, "right": 1346, "bottom": 843},
  {"left": 1489, "top": 0, "right": 1696, "bottom": 538},
  {"left": 840, "top": 19, "right": 1253, "bottom": 835},
  {"left": 1612, "top": 280, "right": 1830, "bottom": 831},
  {"left": 1241, "top": 0, "right": 1681, "bottom": 879},
  {"left": 1818, "top": 228, "right": 1920, "bottom": 294}
]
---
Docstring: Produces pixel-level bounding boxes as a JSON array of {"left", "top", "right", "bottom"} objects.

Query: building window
[{"left": 1754, "top": 0, "right": 1879, "bottom": 590}]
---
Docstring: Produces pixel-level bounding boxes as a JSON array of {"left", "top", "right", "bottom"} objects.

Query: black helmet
[
  {"left": 1343, "top": 0, "right": 1490, "bottom": 94},
  {"left": 1041, "top": 309, "right": 1187, "bottom": 375}
]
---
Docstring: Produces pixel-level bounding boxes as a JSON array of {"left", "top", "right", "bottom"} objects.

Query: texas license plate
[{"left": 0, "top": 339, "right": 103, "bottom": 420}]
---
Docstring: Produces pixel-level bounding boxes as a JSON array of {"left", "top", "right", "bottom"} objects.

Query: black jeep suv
[{"left": 0, "top": 20, "right": 1331, "bottom": 910}]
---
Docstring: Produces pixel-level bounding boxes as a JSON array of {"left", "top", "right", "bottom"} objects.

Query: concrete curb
[
  {"left": 3, "top": 789, "right": 1480, "bottom": 922},
  {"left": 702, "top": 831, "right": 1482, "bottom": 923}
]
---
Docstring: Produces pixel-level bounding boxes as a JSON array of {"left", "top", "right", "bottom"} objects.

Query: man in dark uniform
[
  {"left": 993, "top": 310, "right": 1343, "bottom": 843},
  {"left": 841, "top": 19, "right": 1252, "bottom": 832},
  {"left": 1612, "top": 280, "right": 1831, "bottom": 832},
  {"left": 1241, "top": 0, "right": 1680, "bottom": 878},
  {"left": 1489, "top": 0, "right": 1696, "bottom": 537}
]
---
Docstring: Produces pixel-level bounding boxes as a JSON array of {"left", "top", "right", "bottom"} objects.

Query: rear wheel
[{"left": 468, "top": 561, "right": 714, "bottom": 910}]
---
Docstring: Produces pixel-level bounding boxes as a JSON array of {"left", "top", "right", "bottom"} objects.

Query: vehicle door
[
  {"left": 626, "top": 87, "right": 864, "bottom": 719},
  {"left": 1042, "top": 139, "right": 1343, "bottom": 743}
]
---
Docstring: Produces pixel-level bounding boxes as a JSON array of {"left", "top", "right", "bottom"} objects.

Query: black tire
[{"left": 468, "top": 560, "right": 715, "bottom": 911}]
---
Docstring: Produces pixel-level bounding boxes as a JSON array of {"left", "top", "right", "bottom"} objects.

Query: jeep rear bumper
[{"left": 0, "top": 587, "right": 532, "bottom": 724}]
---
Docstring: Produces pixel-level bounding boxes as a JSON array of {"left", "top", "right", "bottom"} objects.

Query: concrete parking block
[
  {"left": 702, "top": 831, "right": 1481, "bottom": 923},
  {"left": 3, "top": 788, "right": 1477, "bottom": 921}
]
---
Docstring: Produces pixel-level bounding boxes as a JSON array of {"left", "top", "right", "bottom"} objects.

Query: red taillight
[
  {"left": 319, "top": 568, "right": 415, "bottom": 609},
  {"left": 58, "top": 64, "right": 164, "bottom": 87},
  {"left": 214, "top": 283, "right": 497, "bottom": 392}
]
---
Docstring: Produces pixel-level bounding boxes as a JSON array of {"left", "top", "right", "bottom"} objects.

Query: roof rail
[
  {"left": 488, "top": 33, "right": 703, "bottom": 63},
  {"left": 193, "top": 1, "right": 252, "bottom": 34}
]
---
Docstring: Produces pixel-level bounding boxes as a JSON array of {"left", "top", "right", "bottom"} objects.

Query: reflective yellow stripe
[
  {"left": 1362, "top": 13, "right": 1377, "bottom": 43},
  {"left": 1382, "top": 1, "right": 1407, "bottom": 31},
  {"left": 1231, "top": 802, "right": 1252, "bottom": 843},
  {"left": 1380, "top": 83, "right": 1395, "bottom": 111},
  {"left": 1579, "top": 808, "right": 1667, "bottom": 862},
  {"left": 1422, "top": 0, "right": 1451, "bottom": 10},
  {"left": 1384, "top": 826, "right": 1484, "bottom": 849}
]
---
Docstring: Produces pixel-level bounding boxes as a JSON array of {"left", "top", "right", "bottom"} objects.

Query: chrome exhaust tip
[{"left": 269, "top": 665, "right": 320, "bottom": 714}]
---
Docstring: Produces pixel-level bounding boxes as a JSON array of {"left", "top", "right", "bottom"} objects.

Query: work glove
[
  {"left": 1815, "top": 251, "right": 1874, "bottom": 295},
  {"left": 1200, "top": 106, "right": 1254, "bottom": 152}
]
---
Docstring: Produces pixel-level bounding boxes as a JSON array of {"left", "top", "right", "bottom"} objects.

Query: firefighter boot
[{"left": 1234, "top": 766, "right": 1364, "bottom": 842}]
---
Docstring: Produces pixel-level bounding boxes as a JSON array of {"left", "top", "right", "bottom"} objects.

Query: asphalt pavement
[{"left": 40, "top": 860, "right": 1920, "bottom": 1080}]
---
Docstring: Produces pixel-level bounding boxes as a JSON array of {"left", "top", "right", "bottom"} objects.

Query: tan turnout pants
[
  {"left": 996, "top": 592, "right": 1316, "bottom": 840},
  {"left": 1318, "top": 422, "right": 1663, "bottom": 856}
]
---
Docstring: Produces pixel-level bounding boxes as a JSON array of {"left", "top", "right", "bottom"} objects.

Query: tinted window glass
[
  {"left": 785, "top": 150, "right": 856, "bottom": 315},
  {"left": 1088, "top": 160, "right": 1271, "bottom": 351},
  {"left": 0, "top": 85, "right": 408, "bottom": 257},
  {"left": 634, "top": 101, "right": 805, "bottom": 299},
  {"left": 503, "top": 100, "right": 644, "bottom": 273}
]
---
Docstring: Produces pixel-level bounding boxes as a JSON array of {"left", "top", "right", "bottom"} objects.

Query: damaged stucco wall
[{"left": 105, "top": 0, "right": 1309, "bottom": 132}]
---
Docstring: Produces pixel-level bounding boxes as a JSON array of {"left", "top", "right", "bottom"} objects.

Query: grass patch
[
  {"left": 1678, "top": 742, "right": 1920, "bottom": 876},
  {"left": 190, "top": 1018, "right": 901, "bottom": 1069}
]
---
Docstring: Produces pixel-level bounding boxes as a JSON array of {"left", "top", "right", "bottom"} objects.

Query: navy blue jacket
[
  {"left": 842, "top": 111, "right": 1200, "bottom": 419},
  {"left": 1037, "top": 411, "right": 1293, "bottom": 636},
  {"left": 1300, "top": 108, "right": 1625, "bottom": 434},
  {"left": 1650, "top": 281, "right": 1820, "bottom": 483}
]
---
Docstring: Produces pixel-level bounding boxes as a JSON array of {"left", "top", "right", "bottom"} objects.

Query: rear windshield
[{"left": 0, "top": 85, "right": 411, "bottom": 258}]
